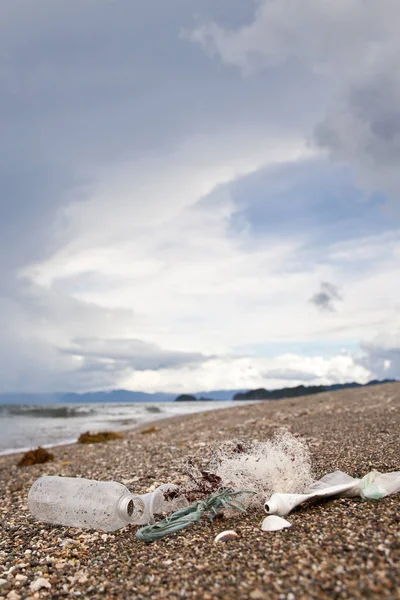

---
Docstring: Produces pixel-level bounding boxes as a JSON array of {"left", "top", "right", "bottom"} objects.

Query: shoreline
[
  {"left": 1, "top": 383, "right": 399, "bottom": 599},
  {"left": 0, "top": 399, "right": 258, "bottom": 459}
]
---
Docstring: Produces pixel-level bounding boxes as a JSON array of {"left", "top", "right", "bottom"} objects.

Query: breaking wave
[{"left": 0, "top": 405, "right": 96, "bottom": 418}]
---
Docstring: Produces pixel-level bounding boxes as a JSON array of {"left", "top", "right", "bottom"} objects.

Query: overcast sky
[{"left": 1, "top": 0, "right": 399, "bottom": 394}]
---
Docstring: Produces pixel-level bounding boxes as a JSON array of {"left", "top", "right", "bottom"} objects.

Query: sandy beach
[{"left": 0, "top": 382, "right": 399, "bottom": 600}]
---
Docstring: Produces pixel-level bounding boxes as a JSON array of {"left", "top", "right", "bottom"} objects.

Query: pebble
[
  {"left": 250, "top": 590, "right": 267, "bottom": 600},
  {"left": 29, "top": 578, "right": 51, "bottom": 592}
]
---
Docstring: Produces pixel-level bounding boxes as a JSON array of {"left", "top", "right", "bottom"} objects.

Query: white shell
[
  {"left": 214, "top": 530, "right": 238, "bottom": 543},
  {"left": 261, "top": 515, "right": 292, "bottom": 532}
]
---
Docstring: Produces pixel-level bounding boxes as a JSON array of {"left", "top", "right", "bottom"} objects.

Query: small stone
[
  {"left": 7, "top": 592, "right": 21, "bottom": 600},
  {"left": 0, "top": 580, "right": 8, "bottom": 588},
  {"left": 14, "top": 576, "right": 27, "bottom": 584},
  {"left": 250, "top": 591, "right": 267, "bottom": 600},
  {"left": 29, "top": 578, "right": 51, "bottom": 592}
]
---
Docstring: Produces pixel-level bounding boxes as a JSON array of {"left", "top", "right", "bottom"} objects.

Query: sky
[{"left": 1, "top": 0, "right": 399, "bottom": 394}]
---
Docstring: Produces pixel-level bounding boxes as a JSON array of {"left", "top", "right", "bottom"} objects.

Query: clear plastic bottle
[{"left": 28, "top": 476, "right": 166, "bottom": 532}]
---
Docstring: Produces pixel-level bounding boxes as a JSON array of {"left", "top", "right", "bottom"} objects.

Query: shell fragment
[
  {"left": 214, "top": 530, "right": 238, "bottom": 543},
  {"left": 261, "top": 515, "right": 292, "bottom": 532}
]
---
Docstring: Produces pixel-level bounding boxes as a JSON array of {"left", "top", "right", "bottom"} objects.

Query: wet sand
[{"left": 0, "top": 383, "right": 399, "bottom": 599}]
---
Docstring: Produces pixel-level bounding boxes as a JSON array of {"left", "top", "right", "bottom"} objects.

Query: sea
[{"left": 0, "top": 401, "right": 244, "bottom": 455}]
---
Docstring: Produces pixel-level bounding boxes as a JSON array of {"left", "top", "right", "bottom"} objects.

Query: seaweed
[
  {"left": 17, "top": 447, "right": 54, "bottom": 467},
  {"left": 140, "top": 426, "right": 159, "bottom": 435},
  {"left": 178, "top": 457, "right": 223, "bottom": 503},
  {"left": 77, "top": 431, "right": 124, "bottom": 444}
]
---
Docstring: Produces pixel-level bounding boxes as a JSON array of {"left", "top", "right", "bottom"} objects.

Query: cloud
[
  {"left": 186, "top": 1, "right": 397, "bottom": 74},
  {"left": 310, "top": 281, "right": 342, "bottom": 312},
  {"left": 119, "top": 352, "right": 372, "bottom": 394},
  {"left": 356, "top": 323, "right": 400, "bottom": 381},
  {"left": 0, "top": 0, "right": 399, "bottom": 392},
  {"left": 187, "top": 0, "right": 400, "bottom": 215},
  {"left": 315, "top": 74, "right": 400, "bottom": 218},
  {"left": 61, "top": 337, "right": 208, "bottom": 370},
  {"left": 6, "top": 156, "right": 400, "bottom": 392}
]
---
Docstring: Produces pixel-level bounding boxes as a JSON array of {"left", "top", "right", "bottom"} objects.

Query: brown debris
[
  {"left": 17, "top": 446, "right": 54, "bottom": 467},
  {"left": 178, "top": 460, "right": 223, "bottom": 503},
  {"left": 77, "top": 431, "right": 124, "bottom": 444},
  {"left": 140, "top": 425, "right": 159, "bottom": 435}
]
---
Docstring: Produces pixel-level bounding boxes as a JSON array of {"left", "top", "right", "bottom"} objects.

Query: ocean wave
[
  {"left": 0, "top": 405, "right": 96, "bottom": 418},
  {"left": 145, "top": 405, "right": 163, "bottom": 413}
]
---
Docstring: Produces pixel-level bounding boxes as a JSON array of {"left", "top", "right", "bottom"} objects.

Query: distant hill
[
  {"left": 0, "top": 390, "right": 175, "bottom": 404},
  {"left": 0, "top": 380, "right": 396, "bottom": 404},
  {"left": 0, "top": 388, "right": 246, "bottom": 404},
  {"left": 232, "top": 379, "right": 397, "bottom": 401}
]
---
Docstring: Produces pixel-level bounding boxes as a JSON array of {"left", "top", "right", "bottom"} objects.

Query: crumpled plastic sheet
[{"left": 264, "top": 470, "right": 400, "bottom": 516}]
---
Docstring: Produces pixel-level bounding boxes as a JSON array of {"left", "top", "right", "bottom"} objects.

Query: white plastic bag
[
  {"left": 264, "top": 470, "right": 400, "bottom": 516},
  {"left": 358, "top": 470, "right": 400, "bottom": 500}
]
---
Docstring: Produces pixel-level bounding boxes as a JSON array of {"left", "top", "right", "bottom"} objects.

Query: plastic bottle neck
[{"left": 117, "top": 494, "right": 144, "bottom": 524}]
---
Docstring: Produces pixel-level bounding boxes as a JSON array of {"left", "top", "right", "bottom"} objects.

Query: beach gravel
[{"left": 0, "top": 383, "right": 399, "bottom": 599}]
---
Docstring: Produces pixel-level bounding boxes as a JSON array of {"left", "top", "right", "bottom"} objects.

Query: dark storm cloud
[
  {"left": 357, "top": 342, "right": 400, "bottom": 381},
  {"left": 310, "top": 282, "right": 342, "bottom": 313}
]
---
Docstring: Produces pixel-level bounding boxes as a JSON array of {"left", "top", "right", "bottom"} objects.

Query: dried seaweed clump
[
  {"left": 140, "top": 425, "right": 159, "bottom": 435},
  {"left": 17, "top": 446, "right": 54, "bottom": 467},
  {"left": 179, "top": 462, "right": 223, "bottom": 504},
  {"left": 77, "top": 431, "right": 124, "bottom": 444}
]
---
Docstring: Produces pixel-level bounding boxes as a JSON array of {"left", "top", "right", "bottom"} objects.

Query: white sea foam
[{"left": 0, "top": 401, "right": 251, "bottom": 455}]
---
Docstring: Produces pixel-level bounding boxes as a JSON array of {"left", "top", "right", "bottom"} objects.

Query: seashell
[
  {"left": 261, "top": 515, "right": 292, "bottom": 532},
  {"left": 214, "top": 530, "right": 238, "bottom": 543}
]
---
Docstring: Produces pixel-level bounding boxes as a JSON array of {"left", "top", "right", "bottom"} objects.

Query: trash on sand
[
  {"left": 214, "top": 530, "right": 238, "bottom": 543},
  {"left": 26, "top": 432, "right": 400, "bottom": 539},
  {"left": 183, "top": 431, "right": 313, "bottom": 511},
  {"left": 264, "top": 469, "right": 400, "bottom": 517},
  {"left": 77, "top": 431, "right": 123, "bottom": 444},
  {"left": 261, "top": 515, "right": 292, "bottom": 531},
  {"left": 17, "top": 446, "right": 54, "bottom": 467},
  {"left": 136, "top": 487, "right": 253, "bottom": 542},
  {"left": 28, "top": 476, "right": 186, "bottom": 532}
]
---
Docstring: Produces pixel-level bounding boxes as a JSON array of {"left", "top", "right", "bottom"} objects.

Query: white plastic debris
[
  {"left": 214, "top": 530, "right": 238, "bottom": 543},
  {"left": 264, "top": 470, "right": 400, "bottom": 517},
  {"left": 207, "top": 431, "right": 313, "bottom": 510},
  {"left": 261, "top": 515, "right": 292, "bottom": 531}
]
